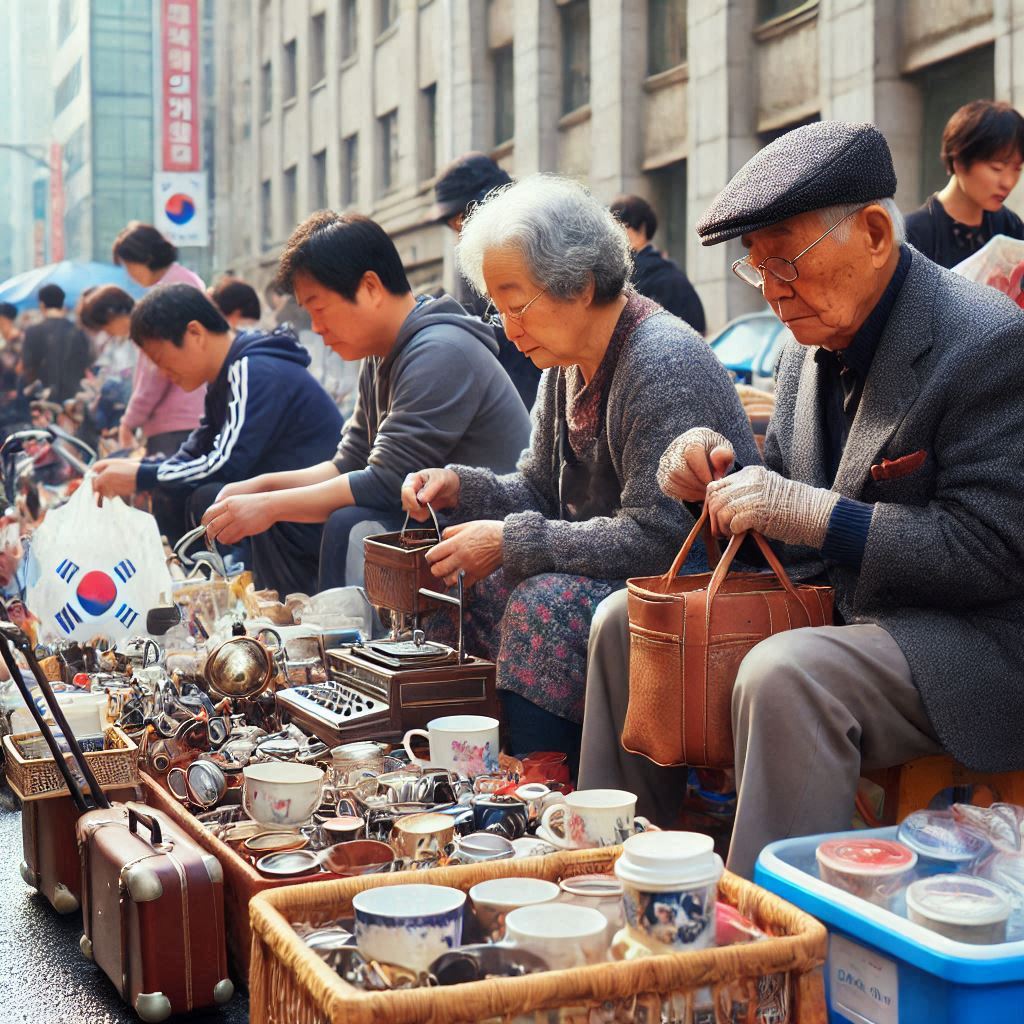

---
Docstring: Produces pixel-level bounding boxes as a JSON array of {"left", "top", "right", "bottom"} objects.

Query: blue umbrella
[{"left": 0, "top": 260, "right": 146, "bottom": 313}]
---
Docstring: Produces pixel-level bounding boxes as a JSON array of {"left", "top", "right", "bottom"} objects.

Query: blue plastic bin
[{"left": 755, "top": 827, "right": 1024, "bottom": 1023}]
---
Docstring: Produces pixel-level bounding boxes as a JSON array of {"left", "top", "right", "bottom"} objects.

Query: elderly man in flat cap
[{"left": 578, "top": 121, "right": 1024, "bottom": 878}]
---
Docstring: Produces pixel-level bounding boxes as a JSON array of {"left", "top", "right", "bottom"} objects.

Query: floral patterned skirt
[{"left": 439, "top": 570, "right": 624, "bottom": 725}]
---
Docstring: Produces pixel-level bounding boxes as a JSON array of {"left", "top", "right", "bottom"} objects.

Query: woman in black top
[{"left": 905, "top": 100, "right": 1024, "bottom": 269}]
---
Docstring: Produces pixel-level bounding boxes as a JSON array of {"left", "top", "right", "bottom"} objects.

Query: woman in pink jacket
[{"left": 112, "top": 222, "right": 207, "bottom": 455}]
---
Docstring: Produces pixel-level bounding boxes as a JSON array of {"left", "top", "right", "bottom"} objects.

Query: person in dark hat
[
  {"left": 610, "top": 194, "right": 706, "bottom": 333},
  {"left": 432, "top": 152, "right": 541, "bottom": 409},
  {"left": 579, "top": 120, "right": 1024, "bottom": 878}
]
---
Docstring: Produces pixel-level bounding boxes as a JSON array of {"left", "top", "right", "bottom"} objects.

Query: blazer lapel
[
  {"left": 790, "top": 347, "right": 831, "bottom": 489},
  {"left": 832, "top": 254, "right": 938, "bottom": 499}
]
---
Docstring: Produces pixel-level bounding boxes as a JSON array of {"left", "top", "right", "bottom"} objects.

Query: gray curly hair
[{"left": 456, "top": 174, "right": 633, "bottom": 303}]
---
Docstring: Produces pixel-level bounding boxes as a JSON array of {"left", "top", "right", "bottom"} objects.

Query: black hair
[
  {"left": 38, "top": 284, "right": 66, "bottom": 309},
  {"left": 942, "top": 100, "right": 1024, "bottom": 174},
  {"left": 111, "top": 222, "right": 179, "bottom": 270},
  {"left": 210, "top": 278, "right": 261, "bottom": 321},
  {"left": 0, "top": 302, "right": 17, "bottom": 321},
  {"left": 609, "top": 195, "right": 658, "bottom": 241},
  {"left": 275, "top": 211, "right": 411, "bottom": 299},
  {"left": 79, "top": 285, "right": 135, "bottom": 331},
  {"left": 130, "top": 283, "right": 230, "bottom": 348}
]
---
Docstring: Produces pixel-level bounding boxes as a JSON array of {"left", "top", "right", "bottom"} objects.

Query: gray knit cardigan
[{"left": 450, "top": 309, "right": 762, "bottom": 581}]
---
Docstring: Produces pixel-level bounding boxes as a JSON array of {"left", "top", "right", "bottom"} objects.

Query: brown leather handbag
[{"left": 623, "top": 509, "right": 833, "bottom": 768}]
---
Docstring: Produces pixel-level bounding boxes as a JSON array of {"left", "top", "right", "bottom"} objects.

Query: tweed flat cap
[{"left": 696, "top": 121, "right": 897, "bottom": 246}]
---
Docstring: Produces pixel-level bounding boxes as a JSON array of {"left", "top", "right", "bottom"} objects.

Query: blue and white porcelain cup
[
  {"left": 613, "top": 831, "right": 723, "bottom": 957},
  {"left": 352, "top": 883, "right": 466, "bottom": 973}
]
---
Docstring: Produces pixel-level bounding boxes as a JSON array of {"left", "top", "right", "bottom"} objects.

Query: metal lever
[{"left": 417, "top": 571, "right": 466, "bottom": 663}]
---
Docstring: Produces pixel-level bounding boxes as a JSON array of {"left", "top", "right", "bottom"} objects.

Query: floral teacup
[{"left": 537, "top": 789, "right": 649, "bottom": 850}]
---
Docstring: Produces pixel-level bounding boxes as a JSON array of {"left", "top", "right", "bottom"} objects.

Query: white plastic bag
[
  {"left": 952, "top": 233, "right": 1024, "bottom": 308},
  {"left": 26, "top": 476, "right": 173, "bottom": 642}
]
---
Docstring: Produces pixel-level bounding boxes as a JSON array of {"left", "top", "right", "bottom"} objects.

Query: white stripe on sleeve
[{"left": 156, "top": 358, "right": 249, "bottom": 484}]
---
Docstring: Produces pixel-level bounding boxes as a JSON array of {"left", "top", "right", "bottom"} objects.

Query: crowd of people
[{"left": 2, "top": 97, "right": 1023, "bottom": 876}]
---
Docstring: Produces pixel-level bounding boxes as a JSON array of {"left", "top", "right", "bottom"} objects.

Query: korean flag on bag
[{"left": 26, "top": 476, "right": 173, "bottom": 643}]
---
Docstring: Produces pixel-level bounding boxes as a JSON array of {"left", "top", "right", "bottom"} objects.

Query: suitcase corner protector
[
  {"left": 202, "top": 853, "right": 223, "bottom": 884},
  {"left": 215, "top": 978, "right": 235, "bottom": 1004},
  {"left": 122, "top": 862, "right": 164, "bottom": 902},
  {"left": 134, "top": 992, "right": 172, "bottom": 1023},
  {"left": 19, "top": 861, "right": 39, "bottom": 890},
  {"left": 79, "top": 934, "right": 93, "bottom": 960},
  {"left": 51, "top": 883, "right": 79, "bottom": 914}
]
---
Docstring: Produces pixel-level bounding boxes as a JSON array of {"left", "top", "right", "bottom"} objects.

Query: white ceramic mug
[
  {"left": 504, "top": 903, "right": 609, "bottom": 970},
  {"left": 469, "top": 877, "right": 560, "bottom": 940},
  {"left": 242, "top": 762, "right": 325, "bottom": 828},
  {"left": 538, "top": 789, "right": 649, "bottom": 849},
  {"left": 402, "top": 715, "right": 500, "bottom": 777}
]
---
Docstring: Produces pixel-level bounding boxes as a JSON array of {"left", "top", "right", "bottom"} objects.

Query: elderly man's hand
[
  {"left": 91, "top": 458, "right": 140, "bottom": 499},
  {"left": 401, "top": 468, "right": 461, "bottom": 523},
  {"left": 704, "top": 466, "right": 839, "bottom": 547},
  {"left": 202, "top": 493, "right": 276, "bottom": 545},
  {"left": 657, "top": 428, "right": 736, "bottom": 503},
  {"left": 117, "top": 422, "right": 137, "bottom": 451},
  {"left": 425, "top": 520, "right": 503, "bottom": 588}
]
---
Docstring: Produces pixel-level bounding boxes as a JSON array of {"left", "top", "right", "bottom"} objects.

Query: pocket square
[{"left": 870, "top": 449, "right": 927, "bottom": 482}]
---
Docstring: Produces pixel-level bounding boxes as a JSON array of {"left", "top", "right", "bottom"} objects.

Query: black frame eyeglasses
[{"left": 732, "top": 208, "right": 860, "bottom": 290}]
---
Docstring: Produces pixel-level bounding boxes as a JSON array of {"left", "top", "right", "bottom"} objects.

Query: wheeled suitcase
[
  {"left": 20, "top": 785, "right": 139, "bottom": 913},
  {"left": 0, "top": 622, "right": 233, "bottom": 1023}
]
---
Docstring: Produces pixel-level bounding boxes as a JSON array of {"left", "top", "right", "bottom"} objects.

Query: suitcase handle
[{"left": 128, "top": 807, "right": 164, "bottom": 847}]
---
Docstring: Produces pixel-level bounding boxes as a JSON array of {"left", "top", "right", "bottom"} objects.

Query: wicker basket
[
  {"left": 249, "top": 849, "right": 827, "bottom": 1024},
  {"left": 3, "top": 725, "right": 139, "bottom": 801},
  {"left": 363, "top": 509, "right": 442, "bottom": 617},
  {"left": 141, "top": 773, "right": 341, "bottom": 984}
]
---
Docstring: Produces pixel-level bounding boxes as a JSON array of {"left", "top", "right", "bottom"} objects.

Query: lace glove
[
  {"left": 657, "top": 428, "right": 736, "bottom": 503},
  {"left": 704, "top": 465, "right": 839, "bottom": 548}
]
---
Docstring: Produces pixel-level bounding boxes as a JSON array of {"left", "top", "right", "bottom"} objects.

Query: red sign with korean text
[{"left": 161, "top": 0, "right": 200, "bottom": 172}]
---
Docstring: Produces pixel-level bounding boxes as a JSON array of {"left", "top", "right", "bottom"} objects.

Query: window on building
[
  {"left": 312, "top": 149, "right": 328, "bottom": 209},
  {"left": 55, "top": 60, "right": 82, "bottom": 116},
  {"left": 284, "top": 165, "right": 298, "bottom": 229},
  {"left": 378, "top": 0, "right": 399, "bottom": 36},
  {"left": 648, "top": 0, "right": 686, "bottom": 75},
  {"left": 283, "top": 40, "right": 298, "bottom": 102},
  {"left": 341, "top": 0, "right": 358, "bottom": 60},
  {"left": 493, "top": 44, "right": 515, "bottom": 145},
  {"left": 261, "top": 179, "right": 273, "bottom": 247},
  {"left": 310, "top": 13, "right": 326, "bottom": 86},
  {"left": 647, "top": 161, "right": 688, "bottom": 269},
  {"left": 757, "top": 0, "right": 809, "bottom": 23},
  {"left": 378, "top": 109, "right": 399, "bottom": 195},
  {"left": 261, "top": 61, "right": 272, "bottom": 116},
  {"left": 420, "top": 84, "right": 438, "bottom": 181},
  {"left": 342, "top": 133, "right": 359, "bottom": 206},
  {"left": 57, "top": 0, "right": 78, "bottom": 44},
  {"left": 560, "top": 0, "right": 590, "bottom": 115}
]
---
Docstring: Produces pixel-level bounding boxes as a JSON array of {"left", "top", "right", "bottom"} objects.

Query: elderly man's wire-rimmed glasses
[
  {"left": 731, "top": 208, "right": 860, "bottom": 290},
  {"left": 482, "top": 287, "right": 548, "bottom": 329}
]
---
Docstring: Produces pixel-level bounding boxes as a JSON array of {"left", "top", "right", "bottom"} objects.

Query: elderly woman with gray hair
[{"left": 402, "top": 175, "right": 759, "bottom": 766}]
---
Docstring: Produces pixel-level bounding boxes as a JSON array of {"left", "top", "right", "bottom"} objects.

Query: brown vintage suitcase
[
  {"left": 20, "top": 785, "right": 139, "bottom": 913},
  {"left": 624, "top": 508, "right": 833, "bottom": 768},
  {"left": 77, "top": 803, "right": 233, "bottom": 1022}
]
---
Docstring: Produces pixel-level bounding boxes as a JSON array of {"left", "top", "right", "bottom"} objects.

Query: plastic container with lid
[
  {"left": 897, "top": 811, "right": 992, "bottom": 864},
  {"left": 906, "top": 875, "right": 1011, "bottom": 945},
  {"left": 816, "top": 837, "right": 917, "bottom": 908}
]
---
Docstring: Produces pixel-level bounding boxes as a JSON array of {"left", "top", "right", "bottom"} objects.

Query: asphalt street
[{"left": 0, "top": 784, "right": 250, "bottom": 1024}]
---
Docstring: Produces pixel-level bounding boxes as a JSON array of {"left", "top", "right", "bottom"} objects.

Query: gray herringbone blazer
[{"left": 766, "top": 248, "right": 1024, "bottom": 772}]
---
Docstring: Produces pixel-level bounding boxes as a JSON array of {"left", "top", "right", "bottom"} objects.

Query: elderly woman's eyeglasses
[
  {"left": 731, "top": 209, "right": 859, "bottom": 290},
  {"left": 482, "top": 287, "right": 547, "bottom": 329}
]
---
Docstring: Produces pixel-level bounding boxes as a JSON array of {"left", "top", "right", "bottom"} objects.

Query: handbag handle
[
  {"left": 660, "top": 506, "right": 722, "bottom": 586},
  {"left": 400, "top": 501, "right": 441, "bottom": 544}
]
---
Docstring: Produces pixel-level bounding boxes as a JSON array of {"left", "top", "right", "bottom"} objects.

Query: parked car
[{"left": 708, "top": 311, "right": 791, "bottom": 392}]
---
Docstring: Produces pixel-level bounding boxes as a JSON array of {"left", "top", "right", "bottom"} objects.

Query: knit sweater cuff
[
  {"left": 448, "top": 463, "right": 498, "bottom": 519},
  {"left": 500, "top": 511, "right": 553, "bottom": 579},
  {"left": 821, "top": 496, "right": 874, "bottom": 567}
]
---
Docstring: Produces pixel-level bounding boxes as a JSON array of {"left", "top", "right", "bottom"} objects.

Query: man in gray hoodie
[{"left": 202, "top": 212, "right": 531, "bottom": 593}]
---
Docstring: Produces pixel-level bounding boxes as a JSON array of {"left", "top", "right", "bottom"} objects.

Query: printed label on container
[{"left": 828, "top": 933, "right": 899, "bottom": 1024}]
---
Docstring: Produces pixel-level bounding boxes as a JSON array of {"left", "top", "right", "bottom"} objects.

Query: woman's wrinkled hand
[
  {"left": 657, "top": 428, "right": 735, "bottom": 503},
  {"left": 425, "top": 520, "right": 503, "bottom": 588},
  {"left": 401, "top": 468, "right": 461, "bottom": 522}
]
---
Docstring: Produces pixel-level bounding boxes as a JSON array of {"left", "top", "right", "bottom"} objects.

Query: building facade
[{"left": 212, "top": 0, "right": 1024, "bottom": 332}]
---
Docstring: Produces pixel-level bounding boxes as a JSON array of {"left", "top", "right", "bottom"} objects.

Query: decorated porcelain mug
[
  {"left": 538, "top": 789, "right": 650, "bottom": 849},
  {"left": 402, "top": 715, "right": 500, "bottom": 777}
]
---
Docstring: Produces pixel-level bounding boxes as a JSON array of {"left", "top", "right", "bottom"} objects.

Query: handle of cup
[
  {"left": 538, "top": 802, "right": 572, "bottom": 847},
  {"left": 402, "top": 728, "right": 431, "bottom": 766},
  {"left": 634, "top": 815, "right": 652, "bottom": 834}
]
